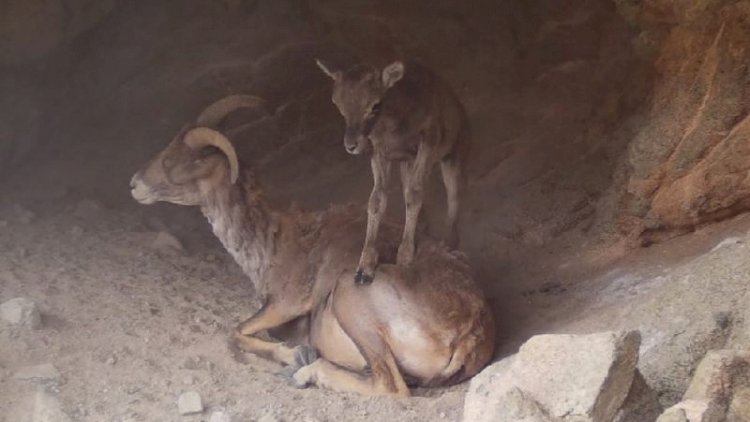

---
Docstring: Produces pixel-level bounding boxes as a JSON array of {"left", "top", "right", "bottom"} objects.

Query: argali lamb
[
  {"left": 129, "top": 95, "right": 494, "bottom": 396},
  {"left": 316, "top": 59, "right": 471, "bottom": 284}
]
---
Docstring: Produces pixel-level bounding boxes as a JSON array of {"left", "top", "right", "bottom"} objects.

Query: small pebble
[
  {"left": 1, "top": 297, "right": 41, "bottom": 329},
  {"left": 258, "top": 413, "right": 279, "bottom": 422},
  {"left": 177, "top": 391, "right": 203, "bottom": 415},
  {"left": 209, "top": 410, "right": 231, "bottom": 422},
  {"left": 151, "top": 231, "right": 184, "bottom": 253}
]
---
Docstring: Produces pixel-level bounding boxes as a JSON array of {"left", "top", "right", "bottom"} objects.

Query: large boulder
[{"left": 464, "top": 331, "right": 642, "bottom": 422}]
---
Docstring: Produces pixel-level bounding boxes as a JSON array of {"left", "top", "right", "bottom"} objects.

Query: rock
[
  {"left": 258, "top": 413, "right": 280, "bottom": 422},
  {"left": 620, "top": 0, "right": 750, "bottom": 239},
  {"left": 656, "top": 400, "right": 724, "bottom": 422},
  {"left": 177, "top": 391, "right": 203, "bottom": 415},
  {"left": 486, "top": 386, "right": 557, "bottom": 422},
  {"left": 209, "top": 410, "right": 231, "bottom": 422},
  {"left": 727, "top": 387, "right": 750, "bottom": 422},
  {"left": 710, "top": 237, "right": 743, "bottom": 252},
  {"left": 14, "top": 363, "right": 61, "bottom": 381},
  {"left": 464, "top": 355, "right": 518, "bottom": 422},
  {"left": 654, "top": 350, "right": 750, "bottom": 422},
  {"left": 614, "top": 370, "right": 663, "bottom": 422},
  {"left": 464, "top": 331, "right": 641, "bottom": 422},
  {"left": 1, "top": 297, "right": 41, "bottom": 329},
  {"left": 656, "top": 407, "right": 688, "bottom": 422},
  {"left": 151, "top": 231, "right": 184, "bottom": 254},
  {"left": 0, "top": 0, "right": 116, "bottom": 65},
  {"left": 683, "top": 350, "right": 750, "bottom": 402},
  {"left": 516, "top": 331, "right": 641, "bottom": 421}
]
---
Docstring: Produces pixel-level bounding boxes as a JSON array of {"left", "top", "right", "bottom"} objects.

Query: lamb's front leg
[
  {"left": 355, "top": 155, "right": 391, "bottom": 285},
  {"left": 235, "top": 299, "right": 312, "bottom": 366}
]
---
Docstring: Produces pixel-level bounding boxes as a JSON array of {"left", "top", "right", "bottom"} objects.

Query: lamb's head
[
  {"left": 316, "top": 59, "right": 405, "bottom": 155},
  {"left": 130, "top": 126, "right": 239, "bottom": 206}
]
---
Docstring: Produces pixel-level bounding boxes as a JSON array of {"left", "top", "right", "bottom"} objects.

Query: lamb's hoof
[
  {"left": 293, "top": 345, "right": 318, "bottom": 368},
  {"left": 354, "top": 270, "right": 374, "bottom": 285}
]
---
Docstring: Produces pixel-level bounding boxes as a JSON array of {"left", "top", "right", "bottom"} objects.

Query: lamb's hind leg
[
  {"left": 440, "top": 156, "right": 461, "bottom": 249},
  {"left": 398, "top": 142, "right": 433, "bottom": 266},
  {"left": 235, "top": 299, "right": 311, "bottom": 367}
]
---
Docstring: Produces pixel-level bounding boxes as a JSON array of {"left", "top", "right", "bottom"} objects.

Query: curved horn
[
  {"left": 183, "top": 127, "right": 240, "bottom": 184},
  {"left": 195, "top": 94, "right": 267, "bottom": 127}
]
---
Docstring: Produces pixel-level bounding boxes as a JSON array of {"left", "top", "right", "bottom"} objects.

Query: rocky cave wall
[
  {"left": 0, "top": 0, "right": 117, "bottom": 169},
  {"left": 1, "top": 0, "right": 749, "bottom": 273},
  {"left": 617, "top": 0, "right": 750, "bottom": 244}
]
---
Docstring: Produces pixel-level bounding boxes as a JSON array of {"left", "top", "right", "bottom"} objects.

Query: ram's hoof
[{"left": 293, "top": 345, "right": 319, "bottom": 368}]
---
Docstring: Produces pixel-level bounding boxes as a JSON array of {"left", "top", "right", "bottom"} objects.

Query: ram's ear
[
  {"left": 381, "top": 61, "right": 405, "bottom": 89},
  {"left": 315, "top": 58, "right": 341, "bottom": 81}
]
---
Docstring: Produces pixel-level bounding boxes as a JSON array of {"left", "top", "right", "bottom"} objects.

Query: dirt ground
[{"left": 0, "top": 186, "right": 470, "bottom": 422}]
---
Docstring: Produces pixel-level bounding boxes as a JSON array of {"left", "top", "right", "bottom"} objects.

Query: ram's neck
[{"left": 200, "top": 173, "right": 277, "bottom": 294}]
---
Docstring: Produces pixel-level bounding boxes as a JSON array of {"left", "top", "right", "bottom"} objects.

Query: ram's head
[{"left": 130, "top": 95, "right": 265, "bottom": 206}]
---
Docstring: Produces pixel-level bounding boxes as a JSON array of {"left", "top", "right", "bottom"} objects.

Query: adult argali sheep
[{"left": 129, "top": 95, "right": 495, "bottom": 396}]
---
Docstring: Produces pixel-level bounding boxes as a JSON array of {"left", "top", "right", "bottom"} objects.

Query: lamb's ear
[
  {"left": 315, "top": 58, "right": 341, "bottom": 81},
  {"left": 382, "top": 61, "right": 405, "bottom": 89}
]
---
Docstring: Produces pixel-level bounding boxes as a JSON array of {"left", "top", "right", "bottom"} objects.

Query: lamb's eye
[{"left": 367, "top": 101, "right": 382, "bottom": 119}]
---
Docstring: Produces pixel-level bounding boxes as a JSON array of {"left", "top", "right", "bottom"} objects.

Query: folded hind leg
[
  {"left": 292, "top": 349, "right": 410, "bottom": 397},
  {"left": 298, "top": 282, "right": 411, "bottom": 397}
]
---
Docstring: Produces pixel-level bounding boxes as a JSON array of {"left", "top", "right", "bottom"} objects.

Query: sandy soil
[{"left": 0, "top": 189, "right": 469, "bottom": 422}]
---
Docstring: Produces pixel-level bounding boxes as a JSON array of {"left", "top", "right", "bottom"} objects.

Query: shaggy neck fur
[{"left": 200, "top": 171, "right": 278, "bottom": 295}]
